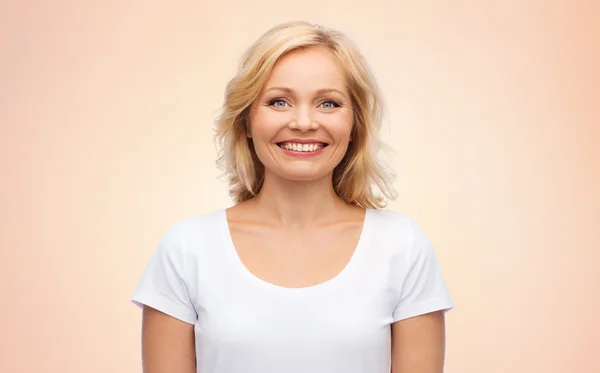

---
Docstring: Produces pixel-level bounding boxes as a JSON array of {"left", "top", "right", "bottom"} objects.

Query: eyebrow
[{"left": 263, "top": 87, "right": 347, "bottom": 97}]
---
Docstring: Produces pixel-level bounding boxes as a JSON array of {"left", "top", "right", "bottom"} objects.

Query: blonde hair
[{"left": 215, "top": 21, "right": 396, "bottom": 208}]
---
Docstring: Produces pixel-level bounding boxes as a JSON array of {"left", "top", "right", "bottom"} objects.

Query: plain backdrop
[{"left": 1, "top": 1, "right": 599, "bottom": 372}]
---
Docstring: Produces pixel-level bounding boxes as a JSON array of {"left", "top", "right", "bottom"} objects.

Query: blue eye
[
  {"left": 321, "top": 100, "right": 340, "bottom": 109},
  {"left": 269, "top": 99, "right": 287, "bottom": 108}
]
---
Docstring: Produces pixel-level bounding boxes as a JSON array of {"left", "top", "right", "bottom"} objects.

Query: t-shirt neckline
[{"left": 219, "top": 208, "right": 372, "bottom": 296}]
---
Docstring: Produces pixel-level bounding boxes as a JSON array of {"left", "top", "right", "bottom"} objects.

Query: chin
[{"left": 275, "top": 168, "right": 330, "bottom": 183}]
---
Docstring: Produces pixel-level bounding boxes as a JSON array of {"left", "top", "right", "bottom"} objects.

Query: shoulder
[
  {"left": 367, "top": 208, "right": 433, "bottom": 254},
  {"left": 368, "top": 208, "right": 412, "bottom": 225},
  {"left": 368, "top": 208, "right": 419, "bottom": 238},
  {"left": 156, "top": 209, "right": 226, "bottom": 254}
]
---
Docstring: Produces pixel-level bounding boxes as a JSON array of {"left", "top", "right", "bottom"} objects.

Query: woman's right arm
[{"left": 141, "top": 305, "right": 196, "bottom": 373}]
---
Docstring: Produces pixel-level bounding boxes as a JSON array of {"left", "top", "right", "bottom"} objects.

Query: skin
[
  {"left": 141, "top": 306, "right": 196, "bottom": 373},
  {"left": 141, "top": 46, "right": 447, "bottom": 372}
]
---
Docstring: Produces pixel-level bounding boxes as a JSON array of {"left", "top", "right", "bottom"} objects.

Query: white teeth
[{"left": 280, "top": 143, "right": 325, "bottom": 152}]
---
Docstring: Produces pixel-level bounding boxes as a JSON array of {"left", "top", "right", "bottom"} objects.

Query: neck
[{"left": 251, "top": 171, "right": 349, "bottom": 228}]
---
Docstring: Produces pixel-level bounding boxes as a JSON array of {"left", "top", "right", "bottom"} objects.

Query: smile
[{"left": 277, "top": 141, "right": 327, "bottom": 153}]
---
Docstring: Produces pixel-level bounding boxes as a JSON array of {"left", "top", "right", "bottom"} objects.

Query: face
[{"left": 247, "top": 47, "right": 354, "bottom": 182}]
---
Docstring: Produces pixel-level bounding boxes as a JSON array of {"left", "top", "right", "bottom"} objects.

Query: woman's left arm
[{"left": 391, "top": 310, "right": 447, "bottom": 373}]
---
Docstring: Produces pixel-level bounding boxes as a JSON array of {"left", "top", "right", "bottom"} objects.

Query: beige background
[{"left": 1, "top": 1, "right": 599, "bottom": 372}]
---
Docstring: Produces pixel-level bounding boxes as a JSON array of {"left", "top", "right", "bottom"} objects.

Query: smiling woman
[
  {"left": 131, "top": 21, "right": 454, "bottom": 373},
  {"left": 246, "top": 47, "right": 355, "bottom": 183},
  {"left": 215, "top": 22, "right": 395, "bottom": 206}
]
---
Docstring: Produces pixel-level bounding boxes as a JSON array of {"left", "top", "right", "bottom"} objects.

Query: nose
[{"left": 288, "top": 105, "right": 319, "bottom": 132}]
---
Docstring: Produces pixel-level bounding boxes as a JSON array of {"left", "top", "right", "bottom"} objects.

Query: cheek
[
  {"left": 248, "top": 108, "right": 287, "bottom": 140},
  {"left": 322, "top": 112, "right": 354, "bottom": 142}
]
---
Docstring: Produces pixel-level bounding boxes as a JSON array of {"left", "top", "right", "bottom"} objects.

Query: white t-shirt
[{"left": 131, "top": 208, "right": 454, "bottom": 373}]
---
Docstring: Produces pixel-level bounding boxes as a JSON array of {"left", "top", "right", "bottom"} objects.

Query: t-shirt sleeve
[
  {"left": 392, "top": 219, "right": 454, "bottom": 322},
  {"left": 131, "top": 232, "right": 198, "bottom": 325}
]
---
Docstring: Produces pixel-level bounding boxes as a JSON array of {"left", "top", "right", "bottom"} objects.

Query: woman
[{"left": 132, "top": 21, "right": 454, "bottom": 373}]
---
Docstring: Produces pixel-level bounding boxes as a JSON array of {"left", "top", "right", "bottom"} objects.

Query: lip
[
  {"left": 276, "top": 139, "right": 328, "bottom": 158},
  {"left": 277, "top": 138, "right": 328, "bottom": 145},
  {"left": 278, "top": 145, "right": 326, "bottom": 158}
]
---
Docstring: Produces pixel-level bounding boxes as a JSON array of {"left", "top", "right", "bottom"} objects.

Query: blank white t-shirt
[{"left": 131, "top": 208, "right": 454, "bottom": 373}]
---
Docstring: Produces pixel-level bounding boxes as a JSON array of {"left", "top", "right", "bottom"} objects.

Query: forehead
[{"left": 264, "top": 47, "right": 347, "bottom": 92}]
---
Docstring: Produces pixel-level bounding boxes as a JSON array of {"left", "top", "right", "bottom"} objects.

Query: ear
[
  {"left": 244, "top": 108, "right": 253, "bottom": 138},
  {"left": 350, "top": 118, "right": 357, "bottom": 142},
  {"left": 245, "top": 119, "right": 252, "bottom": 138}
]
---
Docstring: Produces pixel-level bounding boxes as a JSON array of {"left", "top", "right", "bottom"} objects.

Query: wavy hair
[{"left": 215, "top": 21, "right": 396, "bottom": 208}]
